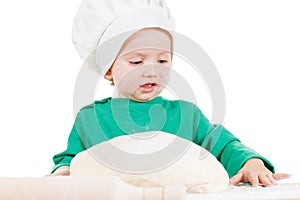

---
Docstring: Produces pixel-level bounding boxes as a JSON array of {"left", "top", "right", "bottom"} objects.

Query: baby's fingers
[
  {"left": 229, "top": 172, "right": 243, "bottom": 185},
  {"left": 248, "top": 174, "right": 259, "bottom": 187},
  {"left": 259, "top": 174, "right": 277, "bottom": 187},
  {"left": 273, "top": 173, "right": 291, "bottom": 180}
]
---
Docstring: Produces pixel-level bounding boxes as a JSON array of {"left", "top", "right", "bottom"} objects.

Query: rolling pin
[{"left": 0, "top": 176, "right": 185, "bottom": 200}]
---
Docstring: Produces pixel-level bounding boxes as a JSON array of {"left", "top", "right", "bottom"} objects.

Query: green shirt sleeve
[
  {"left": 51, "top": 121, "right": 86, "bottom": 173},
  {"left": 193, "top": 106, "right": 275, "bottom": 177},
  {"left": 220, "top": 140, "right": 275, "bottom": 177}
]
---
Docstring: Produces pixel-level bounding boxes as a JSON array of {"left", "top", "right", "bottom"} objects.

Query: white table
[{"left": 186, "top": 182, "right": 300, "bottom": 200}]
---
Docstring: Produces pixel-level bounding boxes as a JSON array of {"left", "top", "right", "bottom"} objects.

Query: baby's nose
[{"left": 142, "top": 65, "right": 159, "bottom": 77}]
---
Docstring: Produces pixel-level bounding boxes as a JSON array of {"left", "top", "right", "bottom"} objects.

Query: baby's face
[{"left": 106, "top": 28, "right": 172, "bottom": 102}]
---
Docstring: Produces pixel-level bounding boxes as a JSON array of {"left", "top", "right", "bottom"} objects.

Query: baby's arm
[
  {"left": 192, "top": 106, "right": 290, "bottom": 186},
  {"left": 51, "top": 125, "right": 85, "bottom": 175},
  {"left": 50, "top": 166, "right": 70, "bottom": 176}
]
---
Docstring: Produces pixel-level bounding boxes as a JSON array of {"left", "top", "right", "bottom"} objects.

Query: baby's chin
[
  {"left": 129, "top": 96, "right": 157, "bottom": 102},
  {"left": 120, "top": 90, "right": 162, "bottom": 103},
  {"left": 114, "top": 84, "right": 164, "bottom": 102},
  {"left": 126, "top": 92, "right": 158, "bottom": 102},
  {"left": 132, "top": 86, "right": 165, "bottom": 102}
]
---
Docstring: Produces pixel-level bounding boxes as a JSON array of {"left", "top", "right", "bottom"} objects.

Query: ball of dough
[{"left": 70, "top": 131, "right": 229, "bottom": 193}]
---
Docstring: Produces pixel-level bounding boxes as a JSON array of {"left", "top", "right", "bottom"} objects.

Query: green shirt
[{"left": 52, "top": 96, "right": 274, "bottom": 177}]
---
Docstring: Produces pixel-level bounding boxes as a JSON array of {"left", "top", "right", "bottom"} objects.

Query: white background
[{"left": 0, "top": 0, "right": 299, "bottom": 181}]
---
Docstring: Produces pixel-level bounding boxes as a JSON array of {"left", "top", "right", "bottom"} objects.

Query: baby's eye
[
  {"left": 129, "top": 61, "right": 143, "bottom": 65},
  {"left": 158, "top": 60, "right": 168, "bottom": 64}
]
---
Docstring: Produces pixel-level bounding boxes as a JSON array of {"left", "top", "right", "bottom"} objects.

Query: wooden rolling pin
[{"left": 0, "top": 176, "right": 185, "bottom": 200}]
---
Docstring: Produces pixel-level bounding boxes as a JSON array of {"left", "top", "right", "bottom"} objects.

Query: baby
[{"left": 51, "top": 0, "right": 289, "bottom": 189}]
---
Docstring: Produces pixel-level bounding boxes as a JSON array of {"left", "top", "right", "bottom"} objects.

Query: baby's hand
[
  {"left": 49, "top": 166, "right": 70, "bottom": 176},
  {"left": 229, "top": 158, "right": 291, "bottom": 187}
]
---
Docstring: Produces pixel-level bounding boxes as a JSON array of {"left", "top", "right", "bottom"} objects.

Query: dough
[{"left": 70, "top": 131, "right": 229, "bottom": 193}]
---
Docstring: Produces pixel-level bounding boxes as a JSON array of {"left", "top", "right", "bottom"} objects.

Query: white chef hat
[{"left": 72, "top": 0, "right": 176, "bottom": 75}]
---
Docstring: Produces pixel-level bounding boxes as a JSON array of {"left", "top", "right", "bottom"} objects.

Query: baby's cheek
[
  {"left": 112, "top": 70, "right": 125, "bottom": 85},
  {"left": 118, "top": 69, "right": 140, "bottom": 84}
]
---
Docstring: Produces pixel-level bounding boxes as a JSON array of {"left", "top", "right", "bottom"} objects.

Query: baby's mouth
[{"left": 139, "top": 83, "right": 158, "bottom": 92}]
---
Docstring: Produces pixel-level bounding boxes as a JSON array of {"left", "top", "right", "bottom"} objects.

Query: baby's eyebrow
[{"left": 126, "top": 51, "right": 171, "bottom": 57}]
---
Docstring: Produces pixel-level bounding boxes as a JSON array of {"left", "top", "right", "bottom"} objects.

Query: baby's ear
[{"left": 104, "top": 68, "right": 113, "bottom": 81}]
